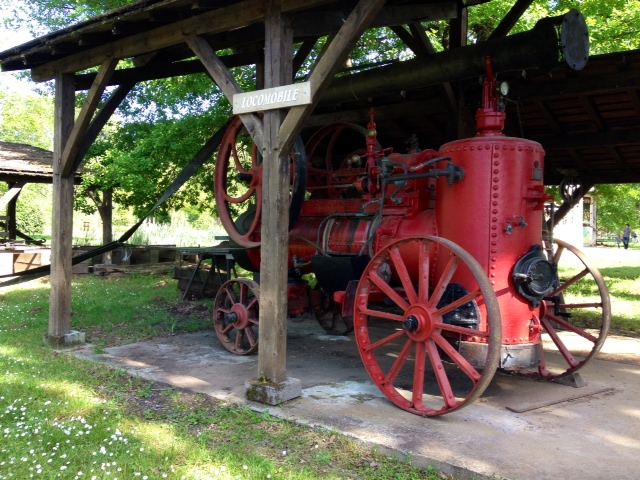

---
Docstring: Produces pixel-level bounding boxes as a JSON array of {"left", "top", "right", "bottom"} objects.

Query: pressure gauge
[{"left": 499, "top": 81, "right": 510, "bottom": 96}]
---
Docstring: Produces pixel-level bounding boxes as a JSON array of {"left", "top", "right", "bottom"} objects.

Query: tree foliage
[
  {"left": 591, "top": 184, "right": 640, "bottom": 235},
  {"left": 0, "top": 90, "right": 54, "bottom": 150}
]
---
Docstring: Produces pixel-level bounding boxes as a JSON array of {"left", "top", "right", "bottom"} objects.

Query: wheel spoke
[
  {"left": 239, "top": 284, "right": 248, "bottom": 304},
  {"left": 550, "top": 268, "right": 589, "bottom": 296},
  {"left": 427, "top": 254, "right": 460, "bottom": 308},
  {"left": 544, "top": 312, "right": 598, "bottom": 343},
  {"left": 382, "top": 337, "right": 414, "bottom": 387},
  {"left": 245, "top": 327, "right": 258, "bottom": 348},
  {"left": 224, "top": 285, "right": 238, "bottom": 304},
  {"left": 433, "top": 333, "right": 482, "bottom": 382},
  {"left": 411, "top": 341, "right": 427, "bottom": 409},
  {"left": 418, "top": 241, "right": 430, "bottom": 303},
  {"left": 231, "top": 143, "right": 249, "bottom": 174},
  {"left": 552, "top": 244, "right": 565, "bottom": 263},
  {"left": 368, "top": 270, "right": 410, "bottom": 311},
  {"left": 438, "top": 322, "right": 490, "bottom": 339},
  {"left": 358, "top": 307, "right": 405, "bottom": 322},
  {"left": 234, "top": 329, "right": 245, "bottom": 352},
  {"left": 561, "top": 302, "right": 603, "bottom": 309},
  {"left": 389, "top": 246, "right": 418, "bottom": 304},
  {"left": 425, "top": 339, "right": 457, "bottom": 408},
  {"left": 434, "top": 288, "right": 482, "bottom": 317},
  {"left": 363, "top": 329, "right": 406, "bottom": 353},
  {"left": 540, "top": 315, "right": 579, "bottom": 368},
  {"left": 221, "top": 323, "right": 234, "bottom": 336},
  {"left": 222, "top": 186, "right": 256, "bottom": 204}
]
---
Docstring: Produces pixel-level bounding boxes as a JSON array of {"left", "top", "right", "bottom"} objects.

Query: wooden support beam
[
  {"left": 279, "top": 0, "right": 387, "bottom": 154},
  {"left": 0, "top": 182, "right": 25, "bottom": 212},
  {"left": 74, "top": 81, "right": 135, "bottom": 171},
  {"left": 408, "top": 23, "right": 436, "bottom": 55},
  {"left": 292, "top": 38, "right": 318, "bottom": 75},
  {"left": 488, "top": 0, "right": 534, "bottom": 40},
  {"left": 60, "top": 59, "right": 118, "bottom": 177},
  {"left": 541, "top": 130, "right": 640, "bottom": 150},
  {"left": 186, "top": 35, "right": 264, "bottom": 151},
  {"left": 31, "top": 0, "right": 333, "bottom": 82},
  {"left": 73, "top": 52, "right": 259, "bottom": 91},
  {"left": 390, "top": 25, "right": 421, "bottom": 54},
  {"left": 49, "top": 73, "right": 75, "bottom": 341},
  {"left": 257, "top": 0, "right": 293, "bottom": 386},
  {"left": 448, "top": 4, "right": 468, "bottom": 49}
]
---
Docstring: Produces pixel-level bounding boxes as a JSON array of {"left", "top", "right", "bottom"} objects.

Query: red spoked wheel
[
  {"left": 524, "top": 238, "right": 611, "bottom": 380},
  {"left": 214, "top": 116, "right": 307, "bottom": 247},
  {"left": 213, "top": 279, "right": 260, "bottom": 355},
  {"left": 354, "top": 236, "right": 501, "bottom": 416}
]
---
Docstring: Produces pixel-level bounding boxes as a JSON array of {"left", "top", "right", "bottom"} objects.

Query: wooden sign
[{"left": 233, "top": 82, "right": 311, "bottom": 114}]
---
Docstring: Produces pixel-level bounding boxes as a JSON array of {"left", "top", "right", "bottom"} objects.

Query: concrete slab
[{"left": 72, "top": 315, "right": 640, "bottom": 480}]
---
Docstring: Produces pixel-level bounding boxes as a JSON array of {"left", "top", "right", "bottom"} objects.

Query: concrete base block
[
  {"left": 245, "top": 377, "right": 302, "bottom": 405},
  {"left": 43, "top": 330, "right": 86, "bottom": 349},
  {"left": 552, "top": 372, "right": 586, "bottom": 388}
]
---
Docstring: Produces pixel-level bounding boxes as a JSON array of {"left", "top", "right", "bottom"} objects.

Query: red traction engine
[{"left": 212, "top": 64, "right": 611, "bottom": 416}]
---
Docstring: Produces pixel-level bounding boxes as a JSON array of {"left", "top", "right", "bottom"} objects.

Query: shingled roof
[{"left": 0, "top": 142, "right": 82, "bottom": 184}]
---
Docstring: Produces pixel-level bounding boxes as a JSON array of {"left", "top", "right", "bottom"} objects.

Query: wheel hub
[
  {"left": 402, "top": 315, "right": 419, "bottom": 333},
  {"left": 402, "top": 306, "right": 435, "bottom": 342},
  {"left": 224, "top": 312, "right": 238, "bottom": 323},
  {"left": 229, "top": 304, "right": 249, "bottom": 329}
]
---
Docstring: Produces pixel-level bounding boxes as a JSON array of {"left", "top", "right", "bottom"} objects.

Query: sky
[{"left": 0, "top": 4, "right": 39, "bottom": 95}]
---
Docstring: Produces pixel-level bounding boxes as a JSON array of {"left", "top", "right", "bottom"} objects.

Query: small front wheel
[{"left": 213, "top": 279, "right": 260, "bottom": 355}]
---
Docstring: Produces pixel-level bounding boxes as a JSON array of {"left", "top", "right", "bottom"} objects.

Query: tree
[
  {"left": 0, "top": 90, "right": 54, "bottom": 150},
  {"left": 591, "top": 184, "right": 640, "bottom": 235}
]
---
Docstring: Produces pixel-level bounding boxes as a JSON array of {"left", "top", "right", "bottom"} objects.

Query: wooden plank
[
  {"left": 49, "top": 73, "right": 76, "bottom": 339},
  {"left": 258, "top": 0, "right": 293, "bottom": 385},
  {"left": 31, "top": 0, "right": 333, "bottom": 82},
  {"left": 60, "top": 59, "right": 118, "bottom": 177},
  {"left": 279, "top": 0, "right": 386, "bottom": 154},
  {"left": 185, "top": 35, "right": 264, "bottom": 151}
]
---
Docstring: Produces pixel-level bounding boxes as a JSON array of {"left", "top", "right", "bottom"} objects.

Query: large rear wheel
[
  {"left": 214, "top": 116, "right": 307, "bottom": 247},
  {"left": 523, "top": 239, "right": 611, "bottom": 380}
]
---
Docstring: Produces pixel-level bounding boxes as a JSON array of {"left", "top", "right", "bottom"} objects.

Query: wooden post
[
  {"left": 46, "top": 73, "right": 82, "bottom": 347},
  {"left": 246, "top": 0, "right": 301, "bottom": 405}
]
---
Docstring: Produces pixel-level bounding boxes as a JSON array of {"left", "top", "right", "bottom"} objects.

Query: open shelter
[{"left": 1, "top": 0, "right": 640, "bottom": 404}]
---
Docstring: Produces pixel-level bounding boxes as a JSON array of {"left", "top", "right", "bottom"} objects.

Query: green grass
[
  {"left": 557, "top": 259, "right": 640, "bottom": 336},
  {"left": 0, "top": 273, "right": 446, "bottom": 480},
  {"left": 600, "top": 265, "right": 640, "bottom": 335}
]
